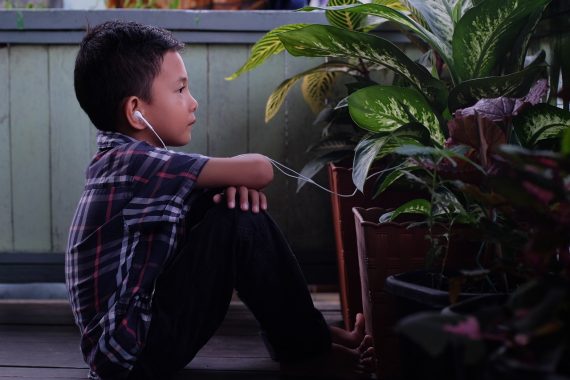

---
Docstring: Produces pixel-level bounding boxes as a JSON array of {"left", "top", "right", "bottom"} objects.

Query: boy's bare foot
[
  {"left": 280, "top": 334, "right": 377, "bottom": 379},
  {"left": 330, "top": 313, "right": 366, "bottom": 348}
]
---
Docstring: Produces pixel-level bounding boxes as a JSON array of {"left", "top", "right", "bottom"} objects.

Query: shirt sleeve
[{"left": 122, "top": 149, "right": 209, "bottom": 231}]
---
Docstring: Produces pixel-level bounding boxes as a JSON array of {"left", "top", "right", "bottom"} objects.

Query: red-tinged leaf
[
  {"left": 443, "top": 316, "right": 482, "bottom": 340},
  {"left": 447, "top": 113, "right": 507, "bottom": 169},
  {"left": 522, "top": 180, "right": 554, "bottom": 205},
  {"left": 454, "top": 80, "right": 548, "bottom": 124}
]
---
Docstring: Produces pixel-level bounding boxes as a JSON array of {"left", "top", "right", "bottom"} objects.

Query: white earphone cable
[
  {"left": 267, "top": 157, "right": 403, "bottom": 198},
  {"left": 134, "top": 111, "right": 168, "bottom": 150},
  {"left": 133, "top": 111, "right": 400, "bottom": 197}
]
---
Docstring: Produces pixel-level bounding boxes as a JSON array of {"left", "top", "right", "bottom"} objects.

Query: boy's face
[{"left": 141, "top": 51, "right": 197, "bottom": 147}]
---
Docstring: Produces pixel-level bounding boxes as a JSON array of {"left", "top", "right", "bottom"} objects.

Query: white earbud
[{"left": 133, "top": 110, "right": 167, "bottom": 149}]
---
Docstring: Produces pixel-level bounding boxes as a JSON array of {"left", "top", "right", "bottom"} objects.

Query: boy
[{"left": 67, "top": 20, "right": 375, "bottom": 380}]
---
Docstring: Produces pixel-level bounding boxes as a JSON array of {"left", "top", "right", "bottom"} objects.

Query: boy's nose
[{"left": 190, "top": 95, "right": 198, "bottom": 113}]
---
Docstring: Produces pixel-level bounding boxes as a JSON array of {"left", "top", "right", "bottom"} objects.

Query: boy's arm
[
  {"left": 196, "top": 154, "right": 273, "bottom": 213},
  {"left": 196, "top": 153, "right": 274, "bottom": 189}
]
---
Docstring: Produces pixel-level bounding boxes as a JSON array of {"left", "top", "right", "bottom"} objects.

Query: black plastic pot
[{"left": 385, "top": 270, "right": 483, "bottom": 318}]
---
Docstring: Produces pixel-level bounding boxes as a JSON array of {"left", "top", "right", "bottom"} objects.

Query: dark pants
[{"left": 127, "top": 202, "right": 332, "bottom": 379}]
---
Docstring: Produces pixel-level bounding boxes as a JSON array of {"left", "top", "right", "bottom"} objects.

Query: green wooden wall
[{"left": 0, "top": 43, "right": 336, "bottom": 259}]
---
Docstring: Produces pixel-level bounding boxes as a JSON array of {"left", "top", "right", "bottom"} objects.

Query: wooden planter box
[
  {"left": 354, "top": 207, "right": 488, "bottom": 379},
  {"left": 352, "top": 207, "right": 426, "bottom": 379},
  {"left": 327, "top": 161, "right": 423, "bottom": 330}
]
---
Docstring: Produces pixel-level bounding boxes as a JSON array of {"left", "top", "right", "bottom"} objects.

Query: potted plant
[
  {"left": 394, "top": 138, "right": 570, "bottom": 380},
  {"left": 354, "top": 72, "right": 569, "bottom": 378},
  {"left": 227, "top": 0, "right": 565, "bottom": 330}
]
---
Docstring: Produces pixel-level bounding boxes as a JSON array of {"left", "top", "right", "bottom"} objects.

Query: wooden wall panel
[
  {"left": 282, "top": 55, "right": 335, "bottom": 256},
  {"left": 179, "top": 45, "right": 208, "bottom": 156},
  {"left": 49, "top": 46, "right": 92, "bottom": 252},
  {"left": 0, "top": 44, "right": 348, "bottom": 262},
  {"left": 207, "top": 46, "right": 249, "bottom": 157},
  {"left": 0, "top": 46, "right": 12, "bottom": 251},
  {"left": 246, "top": 53, "right": 289, "bottom": 231},
  {"left": 10, "top": 46, "right": 51, "bottom": 252}
]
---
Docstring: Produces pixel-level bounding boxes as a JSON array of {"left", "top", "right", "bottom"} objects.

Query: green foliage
[
  {"left": 452, "top": 0, "right": 551, "bottom": 81},
  {"left": 301, "top": 71, "right": 338, "bottom": 114},
  {"left": 264, "top": 61, "right": 360, "bottom": 122},
  {"left": 348, "top": 85, "right": 444, "bottom": 142},
  {"left": 352, "top": 123, "right": 432, "bottom": 190},
  {"left": 225, "top": 24, "right": 309, "bottom": 81},
  {"left": 448, "top": 61, "right": 547, "bottom": 112},
  {"left": 228, "top": 0, "right": 562, "bottom": 196},
  {"left": 325, "top": 0, "right": 365, "bottom": 31},
  {"left": 514, "top": 103, "right": 570, "bottom": 147},
  {"left": 278, "top": 24, "right": 448, "bottom": 111}
]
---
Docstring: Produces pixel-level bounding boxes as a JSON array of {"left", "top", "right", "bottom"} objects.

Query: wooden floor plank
[
  {"left": 0, "top": 294, "right": 342, "bottom": 379},
  {"left": 0, "top": 367, "right": 88, "bottom": 379}
]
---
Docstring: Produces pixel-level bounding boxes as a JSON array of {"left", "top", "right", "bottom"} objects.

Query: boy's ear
[{"left": 123, "top": 96, "right": 146, "bottom": 131}]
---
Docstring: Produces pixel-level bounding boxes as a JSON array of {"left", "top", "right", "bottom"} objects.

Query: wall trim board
[
  {"left": 0, "top": 253, "right": 64, "bottom": 283},
  {"left": 0, "top": 9, "right": 406, "bottom": 44}
]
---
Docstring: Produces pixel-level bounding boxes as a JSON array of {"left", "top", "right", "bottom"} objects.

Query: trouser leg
[{"left": 128, "top": 203, "right": 331, "bottom": 379}]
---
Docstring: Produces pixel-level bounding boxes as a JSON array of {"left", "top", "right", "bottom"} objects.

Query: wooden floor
[{"left": 0, "top": 293, "right": 343, "bottom": 380}]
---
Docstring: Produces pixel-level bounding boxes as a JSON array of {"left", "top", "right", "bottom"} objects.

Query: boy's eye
[{"left": 178, "top": 86, "right": 186, "bottom": 93}]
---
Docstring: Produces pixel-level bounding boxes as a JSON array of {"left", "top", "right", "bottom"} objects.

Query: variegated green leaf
[
  {"left": 562, "top": 128, "right": 570, "bottom": 156},
  {"left": 514, "top": 104, "right": 570, "bottom": 147},
  {"left": 306, "top": 133, "right": 356, "bottom": 153},
  {"left": 398, "top": 0, "right": 430, "bottom": 29},
  {"left": 326, "top": 0, "right": 365, "bottom": 31},
  {"left": 297, "top": 4, "right": 453, "bottom": 83},
  {"left": 452, "top": 0, "right": 551, "bottom": 81},
  {"left": 448, "top": 63, "right": 546, "bottom": 111},
  {"left": 278, "top": 24, "right": 448, "bottom": 111},
  {"left": 388, "top": 198, "right": 431, "bottom": 221},
  {"left": 265, "top": 61, "right": 360, "bottom": 122},
  {"left": 266, "top": 77, "right": 298, "bottom": 124},
  {"left": 406, "top": 0, "right": 472, "bottom": 47},
  {"left": 375, "top": 167, "right": 414, "bottom": 195},
  {"left": 352, "top": 123, "right": 432, "bottom": 190},
  {"left": 451, "top": 0, "right": 474, "bottom": 22},
  {"left": 371, "top": 0, "right": 408, "bottom": 11},
  {"left": 348, "top": 85, "right": 444, "bottom": 144},
  {"left": 226, "top": 24, "right": 308, "bottom": 81},
  {"left": 301, "top": 71, "right": 338, "bottom": 113}
]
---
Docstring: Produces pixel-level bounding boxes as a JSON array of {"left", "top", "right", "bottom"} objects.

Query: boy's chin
[{"left": 169, "top": 135, "right": 191, "bottom": 147}]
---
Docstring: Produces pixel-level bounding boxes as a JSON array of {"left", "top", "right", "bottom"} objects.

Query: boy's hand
[{"left": 212, "top": 186, "right": 267, "bottom": 213}]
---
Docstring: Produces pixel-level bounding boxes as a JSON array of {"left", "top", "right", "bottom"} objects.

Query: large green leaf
[
  {"left": 265, "top": 61, "right": 360, "bottom": 122},
  {"left": 279, "top": 24, "right": 448, "bottom": 112},
  {"left": 226, "top": 24, "right": 308, "bottom": 81},
  {"left": 452, "top": 0, "right": 551, "bottom": 82},
  {"left": 448, "top": 62, "right": 547, "bottom": 111},
  {"left": 297, "top": 4, "right": 454, "bottom": 85},
  {"left": 348, "top": 85, "right": 444, "bottom": 143},
  {"left": 384, "top": 198, "right": 432, "bottom": 222},
  {"left": 406, "top": 0, "right": 473, "bottom": 47},
  {"left": 301, "top": 71, "right": 338, "bottom": 113},
  {"left": 352, "top": 123, "right": 432, "bottom": 191},
  {"left": 376, "top": 169, "right": 407, "bottom": 195},
  {"left": 513, "top": 104, "right": 570, "bottom": 147},
  {"left": 326, "top": 0, "right": 365, "bottom": 31}
]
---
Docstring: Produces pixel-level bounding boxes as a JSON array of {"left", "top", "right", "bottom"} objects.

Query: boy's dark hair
[{"left": 74, "top": 21, "right": 184, "bottom": 132}]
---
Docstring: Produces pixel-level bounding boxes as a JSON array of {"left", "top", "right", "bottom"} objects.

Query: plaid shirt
[{"left": 65, "top": 132, "right": 209, "bottom": 379}]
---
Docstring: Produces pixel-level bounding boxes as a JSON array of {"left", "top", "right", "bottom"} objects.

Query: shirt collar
[{"left": 96, "top": 131, "right": 138, "bottom": 150}]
